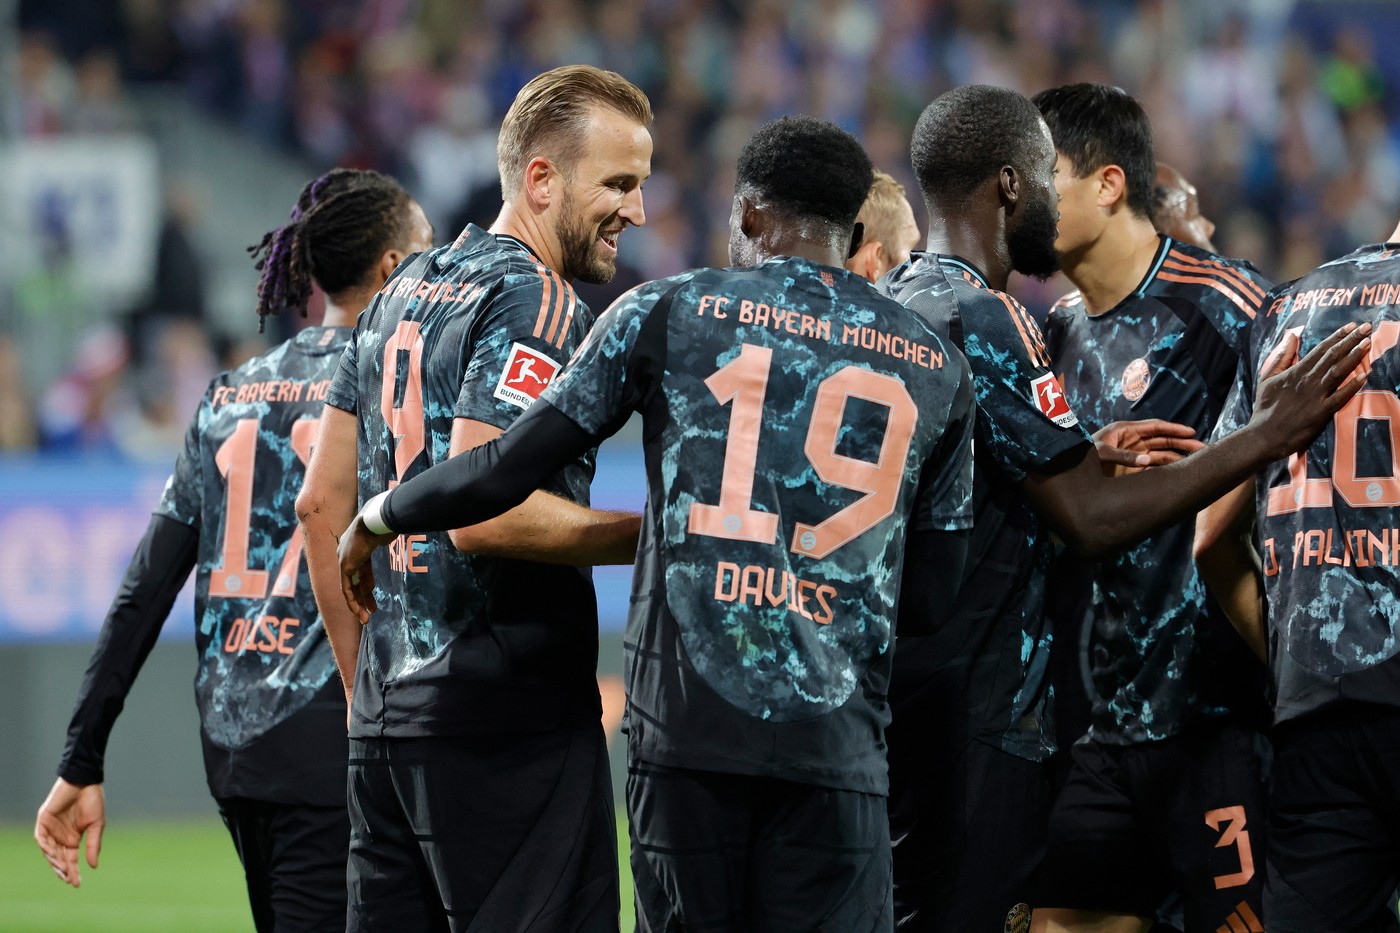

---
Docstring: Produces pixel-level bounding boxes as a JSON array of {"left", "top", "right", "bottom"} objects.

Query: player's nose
[{"left": 620, "top": 186, "right": 646, "bottom": 228}]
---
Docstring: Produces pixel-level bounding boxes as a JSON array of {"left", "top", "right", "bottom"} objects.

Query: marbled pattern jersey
[
  {"left": 327, "top": 226, "right": 600, "bottom": 738},
  {"left": 1215, "top": 242, "right": 1400, "bottom": 722},
  {"left": 880, "top": 254, "right": 1093, "bottom": 761},
  {"left": 543, "top": 257, "right": 974, "bottom": 793},
  {"left": 1045, "top": 235, "right": 1270, "bottom": 744},
  {"left": 157, "top": 325, "right": 349, "bottom": 800}
]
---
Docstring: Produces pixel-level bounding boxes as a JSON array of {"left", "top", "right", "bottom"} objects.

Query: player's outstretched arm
[
  {"left": 445, "top": 417, "right": 640, "bottom": 565},
  {"left": 339, "top": 401, "right": 604, "bottom": 622},
  {"left": 35, "top": 779, "right": 105, "bottom": 888},
  {"left": 297, "top": 405, "right": 362, "bottom": 711},
  {"left": 1194, "top": 479, "right": 1267, "bottom": 662},
  {"left": 1024, "top": 322, "right": 1372, "bottom": 558}
]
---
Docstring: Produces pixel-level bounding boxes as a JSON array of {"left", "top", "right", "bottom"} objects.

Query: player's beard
[
  {"left": 1008, "top": 193, "right": 1061, "bottom": 281},
  {"left": 557, "top": 191, "right": 618, "bottom": 285}
]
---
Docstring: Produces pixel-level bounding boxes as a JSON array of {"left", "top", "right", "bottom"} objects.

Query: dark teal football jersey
[
  {"left": 326, "top": 225, "right": 600, "bottom": 739},
  {"left": 157, "top": 325, "right": 350, "bottom": 802},
  {"left": 1215, "top": 242, "right": 1400, "bottom": 723},
  {"left": 541, "top": 257, "right": 975, "bottom": 793},
  {"left": 1044, "top": 235, "right": 1271, "bottom": 743},
  {"left": 880, "top": 253, "right": 1093, "bottom": 760}
]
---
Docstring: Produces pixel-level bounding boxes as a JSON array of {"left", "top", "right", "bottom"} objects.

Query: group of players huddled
[{"left": 31, "top": 63, "right": 1400, "bottom": 933}]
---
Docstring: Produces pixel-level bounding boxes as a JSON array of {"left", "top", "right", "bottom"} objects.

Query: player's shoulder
[{"left": 1149, "top": 238, "right": 1272, "bottom": 315}]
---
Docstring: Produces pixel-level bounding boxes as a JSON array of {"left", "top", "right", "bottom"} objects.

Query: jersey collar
[{"left": 934, "top": 254, "right": 990, "bottom": 288}]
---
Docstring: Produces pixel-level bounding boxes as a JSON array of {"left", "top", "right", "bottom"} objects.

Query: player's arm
[
  {"left": 37, "top": 512, "right": 198, "bottom": 887},
  {"left": 1193, "top": 479, "right": 1266, "bottom": 662},
  {"left": 444, "top": 417, "right": 640, "bottom": 566},
  {"left": 1024, "top": 324, "right": 1371, "bottom": 558},
  {"left": 339, "top": 400, "right": 604, "bottom": 620},
  {"left": 296, "top": 405, "right": 362, "bottom": 710},
  {"left": 896, "top": 353, "right": 975, "bottom": 636}
]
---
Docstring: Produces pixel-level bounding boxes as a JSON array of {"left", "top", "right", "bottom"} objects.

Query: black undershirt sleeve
[
  {"left": 57, "top": 514, "right": 198, "bottom": 786},
  {"left": 895, "top": 528, "right": 970, "bottom": 637},
  {"left": 381, "top": 401, "right": 603, "bottom": 535}
]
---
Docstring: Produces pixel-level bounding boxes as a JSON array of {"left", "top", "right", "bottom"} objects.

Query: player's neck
[
  {"left": 1059, "top": 216, "right": 1161, "bottom": 317},
  {"left": 1390, "top": 219, "right": 1400, "bottom": 243},
  {"left": 754, "top": 228, "right": 853, "bottom": 271},
  {"left": 490, "top": 201, "right": 568, "bottom": 281},
  {"left": 923, "top": 199, "right": 1012, "bottom": 290},
  {"left": 321, "top": 293, "right": 363, "bottom": 328}
]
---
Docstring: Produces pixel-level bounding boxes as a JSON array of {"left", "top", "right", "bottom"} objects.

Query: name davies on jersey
[
  {"left": 714, "top": 561, "right": 839, "bottom": 626},
  {"left": 695, "top": 293, "right": 946, "bottom": 371}
]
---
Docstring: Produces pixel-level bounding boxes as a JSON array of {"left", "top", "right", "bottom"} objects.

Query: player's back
[
  {"left": 1232, "top": 244, "right": 1400, "bottom": 723},
  {"left": 611, "top": 256, "right": 974, "bottom": 794},
  {"left": 156, "top": 324, "right": 349, "bottom": 802},
  {"left": 327, "top": 225, "right": 600, "bottom": 739},
  {"left": 880, "top": 253, "right": 1091, "bottom": 760}
]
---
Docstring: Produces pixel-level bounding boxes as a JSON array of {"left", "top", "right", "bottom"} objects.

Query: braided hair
[{"left": 248, "top": 168, "right": 414, "bottom": 331}]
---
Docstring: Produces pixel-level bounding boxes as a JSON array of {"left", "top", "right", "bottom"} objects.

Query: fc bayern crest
[{"left": 1121, "top": 357, "right": 1150, "bottom": 401}]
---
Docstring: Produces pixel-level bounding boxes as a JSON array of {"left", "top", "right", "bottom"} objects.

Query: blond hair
[
  {"left": 856, "top": 170, "right": 910, "bottom": 250},
  {"left": 497, "top": 65, "right": 653, "bottom": 199}
]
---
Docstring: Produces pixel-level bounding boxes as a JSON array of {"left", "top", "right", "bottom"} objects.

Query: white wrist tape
[{"left": 361, "top": 490, "right": 394, "bottom": 536}]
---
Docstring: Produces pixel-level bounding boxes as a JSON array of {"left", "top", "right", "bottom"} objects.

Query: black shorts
[
  {"left": 888, "top": 735, "right": 1051, "bottom": 932},
  {"left": 1267, "top": 705, "right": 1400, "bottom": 933},
  {"left": 1036, "top": 721, "right": 1267, "bottom": 933},
  {"left": 217, "top": 797, "right": 349, "bottom": 933},
  {"left": 346, "top": 721, "right": 617, "bottom": 933},
  {"left": 627, "top": 763, "right": 891, "bottom": 933}
]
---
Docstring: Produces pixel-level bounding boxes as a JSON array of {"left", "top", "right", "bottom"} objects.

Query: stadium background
[{"left": 2, "top": 0, "right": 1399, "bottom": 929}]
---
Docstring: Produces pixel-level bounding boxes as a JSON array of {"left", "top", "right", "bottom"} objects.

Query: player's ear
[
  {"left": 523, "top": 157, "right": 556, "bottom": 211},
  {"left": 845, "top": 239, "right": 882, "bottom": 284},
  {"left": 849, "top": 221, "right": 865, "bottom": 258},
  {"left": 999, "top": 164, "right": 1020, "bottom": 208},
  {"left": 375, "top": 249, "right": 406, "bottom": 287},
  {"left": 737, "top": 195, "right": 761, "bottom": 239},
  {"left": 1097, "top": 165, "right": 1127, "bottom": 210}
]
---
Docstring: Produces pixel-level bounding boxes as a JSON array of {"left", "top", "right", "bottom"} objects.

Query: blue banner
[{"left": 0, "top": 446, "right": 647, "bottom": 643}]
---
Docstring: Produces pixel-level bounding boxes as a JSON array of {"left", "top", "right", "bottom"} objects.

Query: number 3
[{"left": 687, "top": 343, "right": 919, "bottom": 559}]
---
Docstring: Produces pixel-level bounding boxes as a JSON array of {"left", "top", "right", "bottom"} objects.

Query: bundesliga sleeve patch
[
  {"left": 493, "top": 342, "right": 562, "bottom": 410},
  {"left": 1030, "top": 372, "right": 1079, "bottom": 428}
]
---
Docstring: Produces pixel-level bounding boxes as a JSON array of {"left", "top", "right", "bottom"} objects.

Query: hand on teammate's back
[
  {"left": 1093, "top": 419, "right": 1206, "bottom": 477},
  {"left": 1251, "top": 322, "right": 1373, "bottom": 461},
  {"left": 338, "top": 514, "right": 392, "bottom": 623},
  {"left": 34, "top": 778, "right": 105, "bottom": 888}
]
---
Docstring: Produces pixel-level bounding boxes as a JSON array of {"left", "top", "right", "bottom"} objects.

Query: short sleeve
[
  {"left": 911, "top": 360, "right": 975, "bottom": 533},
  {"left": 961, "top": 291, "right": 1092, "bottom": 481},
  {"left": 454, "top": 267, "right": 588, "bottom": 429},
  {"left": 325, "top": 328, "right": 360, "bottom": 414},
  {"left": 541, "top": 280, "right": 670, "bottom": 437},
  {"left": 153, "top": 383, "right": 211, "bottom": 527}
]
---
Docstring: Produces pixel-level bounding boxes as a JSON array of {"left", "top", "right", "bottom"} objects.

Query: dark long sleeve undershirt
[
  {"left": 58, "top": 513, "right": 198, "bottom": 785},
  {"left": 381, "top": 401, "right": 599, "bottom": 535}
]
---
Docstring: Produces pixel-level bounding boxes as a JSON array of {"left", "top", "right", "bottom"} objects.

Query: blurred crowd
[{"left": 5, "top": 0, "right": 1400, "bottom": 458}]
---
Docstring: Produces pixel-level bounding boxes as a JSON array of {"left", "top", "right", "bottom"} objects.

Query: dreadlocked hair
[{"left": 248, "top": 168, "right": 414, "bottom": 332}]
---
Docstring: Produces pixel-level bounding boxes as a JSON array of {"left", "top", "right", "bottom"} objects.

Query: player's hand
[
  {"left": 338, "top": 513, "right": 393, "bottom": 623},
  {"left": 1094, "top": 419, "right": 1205, "bottom": 477},
  {"left": 1252, "top": 321, "right": 1373, "bottom": 461},
  {"left": 35, "top": 778, "right": 105, "bottom": 888}
]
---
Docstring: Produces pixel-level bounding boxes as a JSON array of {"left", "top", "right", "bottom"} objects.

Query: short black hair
[
  {"left": 1033, "top": 83, "right": 1155, "bottom": 217},
  {"left": 735, "top": 116, "right": 873, "bottom": 229},
  {"left": 910, "top": 85, "right": 1047, "bottom": 203},
  {"left": 248, "top": 168, "right": 415, "bottom": 330}
]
